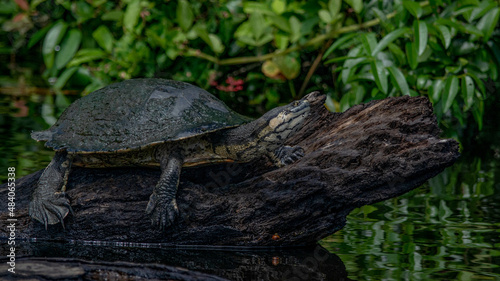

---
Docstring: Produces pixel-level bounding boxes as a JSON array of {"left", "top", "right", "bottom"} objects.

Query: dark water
[{"left": 1, "top": 90, "right": 499, "bottom": 280}]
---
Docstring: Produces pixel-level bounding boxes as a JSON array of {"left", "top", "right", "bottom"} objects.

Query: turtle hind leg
[
  {"left": 145, "top": 152, "right": 183, "bottom": 230},
  {"left": 272, "top": 145, "right": 305, "bottom": 167},
  {"left": 29, "top": 151, "right": 73, "bottom": 229}
]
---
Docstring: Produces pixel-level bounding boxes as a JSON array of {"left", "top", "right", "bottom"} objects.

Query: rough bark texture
[{"left": 0, "top": 94, "right": 459, "bottom": 246}]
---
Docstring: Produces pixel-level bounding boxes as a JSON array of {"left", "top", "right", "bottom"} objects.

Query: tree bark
[{"left": 0, "top": 94, "right": 459, "bottom": 246}]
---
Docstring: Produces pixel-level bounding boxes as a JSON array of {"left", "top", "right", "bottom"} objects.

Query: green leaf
[
  {"left": 416, "top": 75, "right": 428, "bottom": 90},
  {"left": 256, "top": 34, "right": 274, "bottom": 46},
  {"left": 323, "top": 33, "right": 358, "bottom": 59},
  {"left": 443, "top": 75, "right": 459, "bottom": 113},
  {"left": 72, "top": 67, "right": 93, "bottom": 87},
  {"left": 328, "top": 0, "right": 342, "bottom": 18},
  {"left": 274, "top": 34, "right": 289, "bottom": 50},
  {"left": 67, "top": 49, "right": 107, "bottom": 67},
  {"left": 361, "top": 33, "right": 377, "bottom": 55},
  {"left": 371, "top": 88, "right": 381, "bottom": 98},
  {"left": 271, "top": 0, "right": 286, "bottom": 15},
  {"left": 341, "top": 46, "right": 364, "bottom": 84},
  {"left": 436, "top": 24, "right": 451, "bottom": 49},
  {"left": 243, "top": 2, "right": 275, "bottom": 15},
  {"left": 405, "top": 42, "right": 418, "bottom": 69},
  {"left": 353, "top": 84, "right": 365, "bottom": 104},
  {"left": 466, "top": 71, "right": 486, "bottom": 96},
  {"left": 319, "top": 9, "right": 332, "bottom": 23},
  {"left": 250, "top": 13, "right": 267, "bottom": 40},
  {"left": 387, "top": 66, "right": 410, "bottom": 95},
  {"left": 208, "top": 34, "right": 224, "bottom": 54},
  {"left": 430, "top": 79, "right": 444, "bottom": 103},
  {"left": 195, "top": 24, "right": 226, "bottom": 52},
  {"left": 274, "top": 55, "right": 300, "bottom": 79},
  {"left": 462, "top": 25, "right": 484, "bottom": 38},
  {"left": 53, "top": 66, "right": 79, "bottom": 89},
  {"left": 445, "top": 65, "right": 462, "bottom": 74},
  {"left": 124, "top": 0, "right": 141, "bottom": 32},
  {"left": 403, "top": 0, "right": 423, "bottom": 18},
  {"left": 269, "top": 16, "right": 291, "bottom": 33},
  {"left": 436, "top": 18, "right": 483, "bottom": 37},
  {"left": 476, "top": 8, "right": 500, "bottom": 42},
  {"left": 42, "top": 21, "right": 68, "bottom": 69},
  {"left": 388, "top": 43, "right": 406, "bottom": 65},
  {"left": 345, "top": 0, "right": 363, "bottom": 13},
  {"left": 166, "top": 48, "right": 179, "bottom": 60},
  {"left": 73, "top": 1, "right": 94, "bottom": 24},
  {"left": 236, "top": 36, "right": 257, "bottom": 46},
  {"left": 84, "top": 81, "right": 105, "bottom": 96},
  {"left": 195, "top": 24, "right": 211, "bottom": 44},
  {"left": 414, "top": 20, "right": 428, "bottom": 56},
  {"left": 461, "top": 76, "right": 474, "bottom": 111},
  {"left": 55, "top": 90, "right": 71, "bottom": 109},
  {"left": 177, "top": 0, "right": 194, "bottom": 32},
  {"left": 289, "top": 16, "right": 301, "bottom": 43},
  {"left": 339, "top": 91, "right": 354, "bottom": 111},
  {"left": 360, "top": 205, "right": 378, "bottom": 216},
  {"left": 468, "top": 1, "right": 496, "bottom": 22},
  {"left": 0, "top": 1, "right": 16, "bottom": 14},
  {"left": 102, "top": 10, "right": 123, "bottom": 21},
  {"left": 55, "top": 29, "right": 82, "bottom": 70},
  {"left": 472, "top": 98, "right": 484, "bottom": 130},
  {"left": 372, "top": 7, "right": 394, "bottom": 32},
  {"left": 28, "top": 24, "right": 53, "bottom": 49},
  {"left": 371, "top": 61, "right": 388, "bottom": 94},
  {"left": 372, "top": 28, "right": 410, "bottom": 56},
  {"left": 92, "top": 26, "right": 114, "bottom": 52}
]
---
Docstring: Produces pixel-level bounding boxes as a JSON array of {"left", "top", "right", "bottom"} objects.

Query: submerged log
[{"left": 0, "top": 94, "right": 459, "bottom": 246}]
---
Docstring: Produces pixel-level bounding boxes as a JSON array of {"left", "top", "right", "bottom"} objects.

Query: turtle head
[
  {"left": 255, "top": 94, "right": 311, "bottom": 144},
  {"left": 217, "top": 93, "right": 317, "bottom": 162}
]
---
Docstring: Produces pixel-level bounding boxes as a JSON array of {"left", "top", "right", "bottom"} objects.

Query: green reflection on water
[
  {"left": 0, "top": 91, "right": 73, "bottom": 182},
  {"left": 1, "top": 92, "right": 499, "bottom": 280},
  {"left": 320, "top": 157, "right": 500, "bottom": 280}
]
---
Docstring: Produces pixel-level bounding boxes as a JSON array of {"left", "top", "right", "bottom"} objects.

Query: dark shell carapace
[{"left": 32, "top": 79, "right": 251, "bottom": 152}]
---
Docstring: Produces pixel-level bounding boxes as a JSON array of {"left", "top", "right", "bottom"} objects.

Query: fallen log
[{"left": 0, "top": 94, "right": 459, "bottom": 246}]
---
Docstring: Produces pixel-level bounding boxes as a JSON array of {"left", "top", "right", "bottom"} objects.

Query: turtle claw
[
  {"left": 275, "top": 145, "right": 305, "bottom": 167},
  {"left": 29, "top": 192, "right": 71, "bottom": 229},
  {"left": 146, "top": 193, "right": 178, "bottom": 230}
]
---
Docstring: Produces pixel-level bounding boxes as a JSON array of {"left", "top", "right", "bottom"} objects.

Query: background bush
[{"left": 2, "top": 0, "right": 499, "bottom": 144}]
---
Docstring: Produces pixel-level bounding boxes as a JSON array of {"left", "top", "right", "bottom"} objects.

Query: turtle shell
[{"left": 32, "top": 79, "right": 252, "bottom": 152}]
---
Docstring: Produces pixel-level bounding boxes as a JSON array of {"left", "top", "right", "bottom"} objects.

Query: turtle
[{"left": 30, "top": 78, "right": 312, "bottom": 230}]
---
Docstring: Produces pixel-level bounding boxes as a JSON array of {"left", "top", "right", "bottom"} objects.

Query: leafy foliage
[
  {"left": 2, "top": 0, "right": 499, "bottom": 140},
  {"left": 322, "top": 0, "right": 499, "bottom": 140}
]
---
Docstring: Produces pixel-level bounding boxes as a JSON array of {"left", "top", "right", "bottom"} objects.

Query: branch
[{"left": 183, "top": 2, "right": 432, "bottom": 66}]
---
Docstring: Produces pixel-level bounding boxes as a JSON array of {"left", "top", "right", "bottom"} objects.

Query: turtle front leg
[
  {"left": 146, "top": 152, "right": 183, "bottom": 230},
  {"left": 29, "top": 151, "right": 73, "bottom": 229},
  {"left": 272, "top": 145, "right": 305, "bottom": 167}
]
